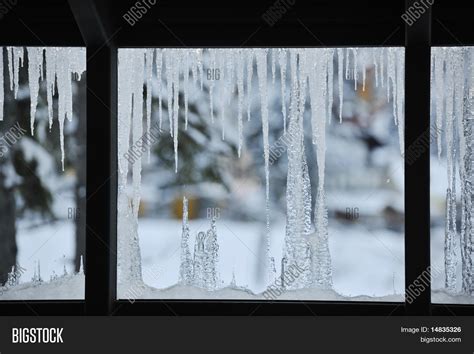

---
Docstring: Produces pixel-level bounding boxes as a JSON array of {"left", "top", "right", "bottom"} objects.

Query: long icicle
[
  {"left": 246, "top": 49, "right": 254, "bottom": 122},
  {"left": 255, "top": 48, "right": 271, "bottom": 280},
  {"left": 236, "top": 49, "right": 244, "bottom": 157},
  {"left": 27, "top": 47, "right": 43, "bottom": 135},
  {"left": 145, "top": 48, "right": 154, "bottom": 162},
  {"left": 155, "top": 49, "right": 163, "bottom": 130},
  {"left": 279, "top": 49, "right": 287, "bottom": 133},
  {"left": 337, "top": 48, "right": 343, "bottom": 123}
]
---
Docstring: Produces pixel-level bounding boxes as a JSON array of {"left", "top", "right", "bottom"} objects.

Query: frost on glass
[
  {"left": 431, "top": 47, "right": 474, "bottom": 304},
  {"left": 117, "top": 48, "right": 405, "bottom": 301},
  {"left": 0, "top": 47, "right": 86, "bottom": 299}
]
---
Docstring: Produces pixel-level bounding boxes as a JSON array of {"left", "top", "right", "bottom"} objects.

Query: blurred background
[
  {"left": 0, "top": 47, "right": 85, "bottom": 299},
  {"left": 125, "top": 48, "right": 405, "bottom": 300}
]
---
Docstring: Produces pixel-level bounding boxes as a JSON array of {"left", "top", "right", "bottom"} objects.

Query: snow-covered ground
[
  {"left": 0, "top": 219, "right": 82, "bottom": 300},
  {"left": 132, "top": 217, "right": 405, "bottom": 300}
]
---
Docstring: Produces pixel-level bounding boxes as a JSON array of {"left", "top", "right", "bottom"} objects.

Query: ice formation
[
  {"left": 117, "top": 48, "right": 405, "bottom": 291},
  {"left": 0, "top": 47, "right": 86, "bottom": 169},
  {"left": 432, "top": 48, "right": 474, "bottom": 295},
  {"left": 189, "top": 218, "right": 219, "bottom": 291},
  {"left": 179, "top": 196, "right": 193, "bottom": 285}
]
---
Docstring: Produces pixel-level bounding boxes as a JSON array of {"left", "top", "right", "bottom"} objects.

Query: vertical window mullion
[
  {"left": 84, "top": 44, "right": 117, "bottom": 315},
  {"left": 69, "top": 0, "right": 118, "bottom": 315},
  {"left": 404, "top": 0, "right": 432, "bottom": 315}
]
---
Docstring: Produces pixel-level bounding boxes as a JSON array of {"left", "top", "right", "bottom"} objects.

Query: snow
[
  {"left": 118, "top": 218, "right": 404, "bottom": 300},
  {"left": 118, "top": 282, "right": 403, "bottom": 301},
  {"left": 0, "top": 218, "right": 83, "bottom": 300},
  {"left": 1, "top": 274, "right": 84, "bottom": 300}
]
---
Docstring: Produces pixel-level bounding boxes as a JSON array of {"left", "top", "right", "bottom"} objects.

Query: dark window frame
[{"left": 0, "top": 0, "right": 473, "bottom": 316}]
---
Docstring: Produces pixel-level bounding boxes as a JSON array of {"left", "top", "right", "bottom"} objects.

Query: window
[
  {"left": 1, "top": 0, "right": 471, "bottom": 316},
  {"left": 117, "top": 47, "right": 405, "bottom": 301},
  {"left": 0, "top": 47, "right": 86, "bottom": 300}
]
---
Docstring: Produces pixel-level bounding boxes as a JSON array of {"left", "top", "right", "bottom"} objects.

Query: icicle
[
  {"left": 283, "top": 49, "right": 313, "bottom": 289},
  {"left": 434, "top": 48, "right": 445, "bottom": 158},
  {"left": 145, "top": 49, "right": 154, "bottom": 162},
  {"left": 197, "top": 48, "right": 204, "bottom": 91},
  {"left": 172, "top": 50, "right": 180, "bottom": 173},
  {"left": 204, "top": 217, "right": 219, "bottom": 290},
  {"left": 165, "top": 50, "right": 173, "bottom": 137},
  {"left": 190, "top": 50, "right": 198, "bottom": 86},
  {"left": 309, "top": 50, "right": 327, "bottom": 146},
  {"left": 236, "top": 49, "right": 244, "bottom": 157},
  {"left": 255, "top": 48, "right": 271, "bottom": 253},
  {"left": 45, "top": 48, "right": 57, "bottom": 130},
  {"left": 352, "top": 48, "right": 358, "bottom": 90},
  {"left": 55, "top": 49, "right": 72, "bottom": 170},
  {"left": 220, "top": 50, "right": 228, "bottom": 140},
  {"left": 183, "top": 51, "right": 190, "bottom": 130},
  {"left": 373, "top": 48, "right": 379, "bottom": 88},
  {"left": 395, "top": 48, "right": 405, "bottom": 154},
  {"left": 312, "top": 49, "right": 330, "bottom": 288},
  {"left": 226, "top": 49, "right": 235, "bottom": 99},
  {"left": 192, "top": 231, "right": 207, "bottom": 289},
  {"left": 155, "top": 49, "right": 163, "bottom": 130},
  {"left": 70, "top": 47, "right": 86, "bottom": 80},
  {"left": 279, "top": 49, "right": 287, "bottom": 132},
  {"left": 461, "top": 49, "right": 474, "bottom": 295},
  {"left": 11, "top": 47, "right": 24, "bottom": 99},
  {"left": 27, "top": 47, "right": 43, "bottom": 135},
  {"left": 208, "top": 49, "right": 216, "bottom": 123},
  {"left": 132, "top": 50, "right": 145, "bottom": 218},
  {"left": 387, "top": 48, "right": 397, "bottom": 125},
  {"left": 362, "top": 51, "right": 367, "bottom": 92},
  {"left": 118, "top": 50, "right": 133, "bottom": 186},
  {"left": 0, "top": 47, "right": 3, "bottom": 121},
  {"left": 117, "top": 49, "right": 143, "bottom": 286},
  {"left": 327, "top": 49, "right": 334, "bottom": 124},
  {"left": 246, "top": 49, "right": 254, "bottom": 121},
  {"left": 345, "top": 48, "right": 350, "bottom": 80},
  {"left": 7, "top": 47, "right": 13, "bottom": 92},
  {"left": 380, "top": 48, "right": 385, "bottom": 88},
  {"left": 337, "top": 48, "right": 343, "bottom": 123},
  {"left": 444, "top": 53, "right": 457, "bottom": 292},
  {"left": 180, "top": 196, "right": 193, "bottom": 285},
  {"left": 271, "top": 48, "right": 277, "bottom": 84}
]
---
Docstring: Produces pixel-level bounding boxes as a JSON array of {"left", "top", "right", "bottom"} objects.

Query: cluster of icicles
[
  {"left": 179, "top": 196, "right": 219, "bottom": 290},
  {"left": 0, "top": 47, "right": 86, "bottom": 169},
  {"left": 432, "top": 47, "right": 474, "bottom": 296},
  {"left": 117, "top": 47, "right": 405, "bottom": 290}
]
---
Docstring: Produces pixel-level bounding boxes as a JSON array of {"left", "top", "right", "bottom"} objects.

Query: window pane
[
  {"left": 0, "top": 47, "right": 86, "bottom": 299},
  {"left": 431, "top": 47, "right": 474, "bottom": 304},
  {"left": 117, "top": 48, "right": 405, "bottom": 301}
]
